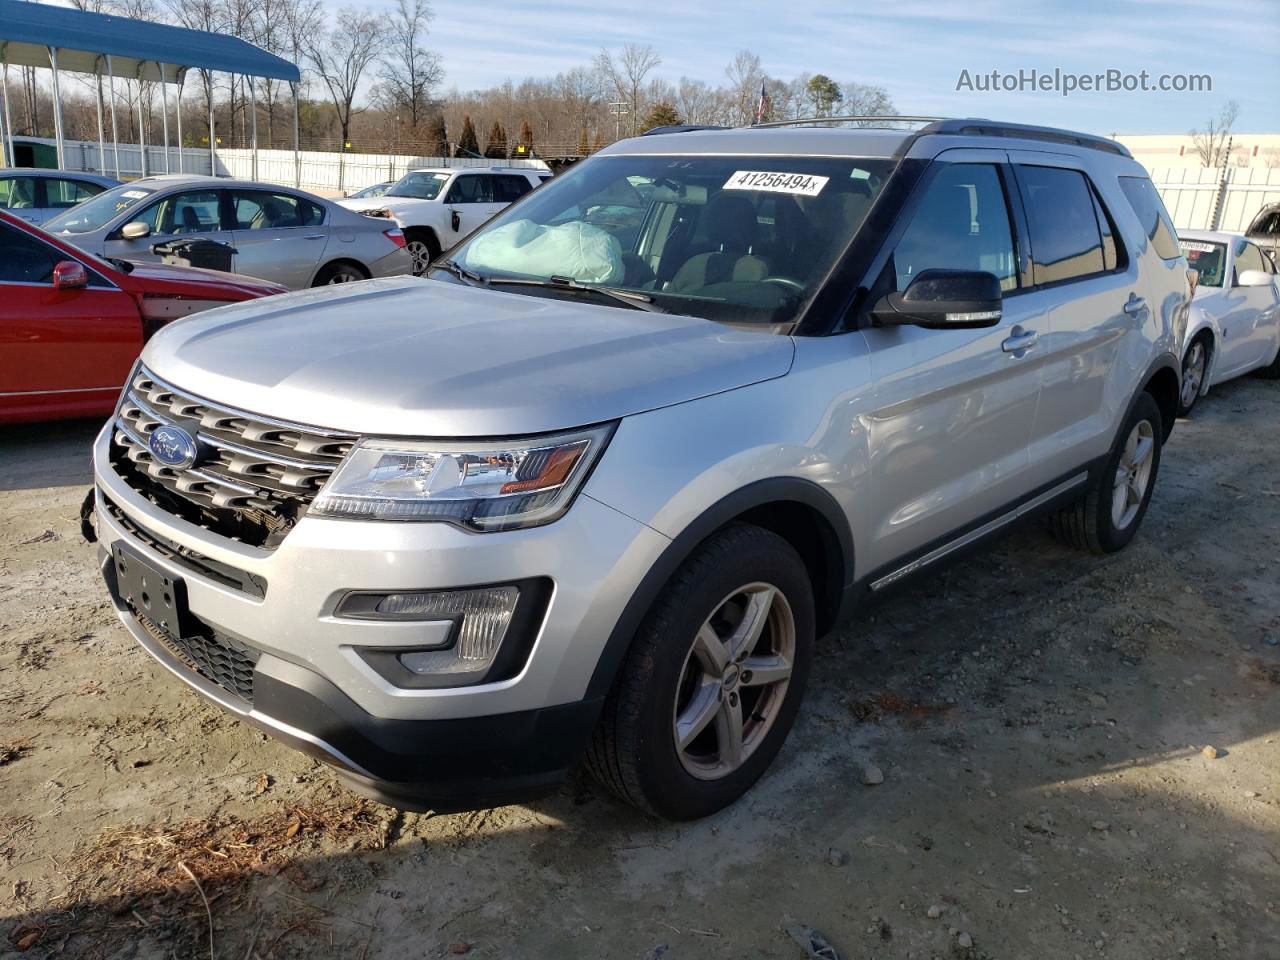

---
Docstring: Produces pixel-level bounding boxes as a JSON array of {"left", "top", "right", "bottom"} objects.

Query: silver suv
[{"left": 92, "top": 119, "right": 1189, "bottom": 819}]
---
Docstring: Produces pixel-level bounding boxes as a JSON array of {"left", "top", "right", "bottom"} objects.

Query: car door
[
  {"left": 102, "top": 188, "right": 232, "bottom": 264},
  {"left": 1006, "top": 154, "right": 1151, "bottom": 486},
  {"left": 227, "top": 188, "right": 329, "bottom": 287},
  {"left": 39, "top": 177, "right": 109, "bottom": 225},
  {"left": 443, "top": 174, "right": 504, "bottom": 240},
  {"left": 0, "top": 220, "right": 141, "bottom": 421},
  {"left": 857, "top": 151, "right": 1045, "bottom": 573},
  {"left": 1226, "top": 240, "right": 1280, "bottom": 370},
  {"left": 0, "top": 175, "right": 42, "bottom": 224}
]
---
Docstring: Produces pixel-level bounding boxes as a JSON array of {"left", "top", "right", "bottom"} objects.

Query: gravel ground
[{"left": 2, "top": 376, "right": 1278, "bottom": 960}]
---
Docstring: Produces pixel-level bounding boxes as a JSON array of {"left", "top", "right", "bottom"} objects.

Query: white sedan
[{"left": 1177, "top": 230, "right": 1280, "bottom": 416}]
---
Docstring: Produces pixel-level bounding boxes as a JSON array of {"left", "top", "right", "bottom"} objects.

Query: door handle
[
  {"left": 1002, "top": 326, "right": 1038, "bottom": 354},
  {"left": 1123, "top": 294, "right": 1147, "bottom": 316},
  {"left": 303, "top": 234, "right": 325, "bottom": 240}
]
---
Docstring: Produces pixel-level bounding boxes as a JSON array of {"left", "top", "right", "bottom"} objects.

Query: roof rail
[
  {"left": 921, "top": 119, "right": 1131, "bottom": 157},
  {"left": 751, "top": 115, "right": 946, "bottom": 129},
  {"left": 642, "top": 124, "right": 730, "bottom": 136}
]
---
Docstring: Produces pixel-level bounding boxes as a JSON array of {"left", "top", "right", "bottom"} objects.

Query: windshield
[
  {"left": 387, "top": 172, "right": 450, "bottom": 200},
  {"left": 45, "top": 184, "right": 155, "bottom": 234},
  {"left": 437, "top": 154, "right": 893, "bottom": 326},
  {"left": 351, "top": 182, "right": 392, "bottom": 199},
  {"left": 1181, "top": 239, "right": 1227, "bottom": 288}
]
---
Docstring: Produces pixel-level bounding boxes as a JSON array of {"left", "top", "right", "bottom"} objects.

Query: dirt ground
[{"left": 2, "top": 377, "right": 1278, "bottom": 960}]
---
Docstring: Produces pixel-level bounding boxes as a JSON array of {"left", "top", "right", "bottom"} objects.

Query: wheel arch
[
  {"left": 585, "top": 477, "right": 853, "bottom": 700},
  {"left": 402, "top": 224, "right": 441, "bottom": 250},
  {"left": 1141, "top": 354, "right": 1180, "bottom": 441}
]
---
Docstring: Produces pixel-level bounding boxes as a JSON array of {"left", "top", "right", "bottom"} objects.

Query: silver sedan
[{"left": 43, "top": 175, "right": 413, "bottom": 289}]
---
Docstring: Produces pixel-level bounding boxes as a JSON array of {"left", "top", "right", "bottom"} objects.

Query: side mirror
[
  {"left": 52, "top": 260, "right": 89, "bottom": 290},
  {"left": 871, "top": 269, "right": 1003, "bottom": 329},
  {"left": 120, "top": 221, "right": 151, "bottom": 240},
  {"left": 1236, "top": 269, "right": 1272, "bottom": 288}
]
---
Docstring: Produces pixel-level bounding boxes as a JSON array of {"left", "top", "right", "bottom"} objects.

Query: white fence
[
  {"left": 1151, "top": 166, "right": 1280, "bottom": 232},
  {"left": 12, "top": 135, "right": 550, "bottom": 196}
]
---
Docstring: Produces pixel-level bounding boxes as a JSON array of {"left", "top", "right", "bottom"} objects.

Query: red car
[{"left": 0, "top": 210, "right": 286, "bottom": 424}]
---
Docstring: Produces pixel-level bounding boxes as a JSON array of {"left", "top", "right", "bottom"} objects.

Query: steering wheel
[{"left": 762, "top": 276, "right": 805, "bottom": 292}]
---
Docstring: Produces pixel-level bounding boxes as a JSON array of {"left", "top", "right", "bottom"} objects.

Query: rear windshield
[
  {"left": 440, "top": 154, "right": 894, "bottom": 326},
  {"left": 45, "top": 184, "right": 154, "bottom": 234},
  {"left": 387, "top": 172, "right": 449, "bottom": 200},
  {"left": 1180, "top": 239, "right": 1227, "bottom": 287}
]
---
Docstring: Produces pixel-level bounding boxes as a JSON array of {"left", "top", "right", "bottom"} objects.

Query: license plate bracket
[{"left": 113, "top": 543, "right": 192, "bottom": 639}]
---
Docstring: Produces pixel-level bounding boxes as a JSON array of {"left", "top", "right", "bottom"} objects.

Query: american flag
[{"left": 755, "top": 81, "right": 771, "bottom": 124}]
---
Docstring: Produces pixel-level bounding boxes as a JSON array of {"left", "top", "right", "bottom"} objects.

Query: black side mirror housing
[{"left": 871, "top": 269, "right": 1003, "bottom": 329}]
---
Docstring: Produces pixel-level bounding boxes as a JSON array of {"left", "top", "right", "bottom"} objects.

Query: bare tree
[
  {"left": 1190, "top": 101, "right": 1240, "bottom": 168},
  {"left": 841, "top": 81, "right": 895, "bottom": 122},
  {"left": 373, "top": 0, "right": 444, "bottom": 131},
  {"left": 594, "top": 43, "right": 660, "bottom": 136},
  {"left": 305, "top": 8, "right": 386, "bottom": 150},
  {"left": 723, "top": 50, "right": 764, "bottom": 126}
]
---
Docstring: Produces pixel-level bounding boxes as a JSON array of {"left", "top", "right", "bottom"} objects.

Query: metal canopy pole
[
  {"left": 47, "top": 48, "right": 66, "bottom": 169},
  {"left": 249, "top": 75, "right": 258, "bottom": 180},
  {"left": 94, "top": 56, "right": 106, "bottom": 174},
  {"left": 159, "top": 63, "right": 170, "bottom": 173},
  {"left": 135, "top": 65, "right": 147, "bottom": 177},
  {"left": 175, "top": 68, "right": 185, "bottom": 174},
  {"left": 291, "top": 81, "right": 300, "bottom": 188},
  {"left": 0, "top": 58, "right": 11, "bottom": 169},
  {"left": 207, "top": 71, "right": 216, "bottom": 176},
  {"left": 106, "top": 54, "right": 120, "bottom": 179}
]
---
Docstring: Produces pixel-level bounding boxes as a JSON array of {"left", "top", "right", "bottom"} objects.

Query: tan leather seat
[{"left": 668, "top": 194, "right": 768, "bottom": 292}]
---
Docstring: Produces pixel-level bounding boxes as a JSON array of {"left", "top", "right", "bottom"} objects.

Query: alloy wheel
[
  {"left": 406, "top": 240, "right": 432, "bottom": 275},
  {"left": 672, "top": 582, "right": 796, "bottom": 781},
  {"left": 326, "top": 267, "right": 364, "bottom": 284},
  {"left": 1112, "top": 419, "right": 1155, "bottom": 530},
  {"left": 1181, "top": 341, "right": 1206, "bottom": 409}
]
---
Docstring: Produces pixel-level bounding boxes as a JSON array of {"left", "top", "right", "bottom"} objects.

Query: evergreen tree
[
  {"left": 642, "top": 102, "right": 681, "bottom": 131},
  {"left": 513, "top": 119, "right": 534, "bottom": 158},
  {"left": 455, "top": 114, "right": 480, "bottom": 157},
  {"left": 483, "top": 121, "right": 508, "bottom": 159},
  {"left": 425, "top": 113, "right": 448, "bottom": 158}
]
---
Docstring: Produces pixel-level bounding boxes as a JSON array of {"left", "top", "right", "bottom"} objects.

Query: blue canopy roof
[{"left": 0, "top": 0, "right": 300, "bottom": 83}]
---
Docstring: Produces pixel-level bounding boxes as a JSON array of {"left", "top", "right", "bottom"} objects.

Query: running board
[{"left": 869, "top": 472, "right": 1089, "bottom": 592}]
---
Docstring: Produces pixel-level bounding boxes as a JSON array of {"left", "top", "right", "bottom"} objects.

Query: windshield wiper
[
  {"left": 484, "top": 275, "right": 668, "bottom": 313},
  {"left": 435, "top": 258, "right": 485, "bottom": 286}
]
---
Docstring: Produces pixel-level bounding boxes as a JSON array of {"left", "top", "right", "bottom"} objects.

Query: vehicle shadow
[
  {"left": 3, "top": 382, "right": 1278, "bottom": 958},
  {"left": 0, "top": 418, "right": 103, "bottom": 492}
]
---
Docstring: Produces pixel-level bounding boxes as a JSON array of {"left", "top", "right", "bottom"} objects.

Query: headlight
[{"left": 310, "top": 423, "right": 614, "bottom": 531}]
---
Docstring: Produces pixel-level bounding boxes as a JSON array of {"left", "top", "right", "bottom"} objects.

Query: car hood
[
  {"left": 142, "top": 276, "right": 794, "bottom": 436},
  {"left": 121, "top": 261, "right": 288, "bottom": 299}
]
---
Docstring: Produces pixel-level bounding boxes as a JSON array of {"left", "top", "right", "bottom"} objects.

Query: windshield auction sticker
[
  {"left": 1180, "top": 241, "right": 1217, "bottom": 253},
  {"left": 723, "top": 171, "right": 828, "bottom": 196}
]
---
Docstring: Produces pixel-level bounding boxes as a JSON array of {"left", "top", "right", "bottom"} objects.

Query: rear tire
[
  {"left": 1177, "top": 333, "right": 1211, "bottom": 416},
  {"left": 585, "top": 523, "right": 815, "bottom": 820},
  {"left": 1047, "top": 391, "right": 1163, "bottom": 554},
  {"left": 313, "top": 260, "right": 369, "bottom": 285}
]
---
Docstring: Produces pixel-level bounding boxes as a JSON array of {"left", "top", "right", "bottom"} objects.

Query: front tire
[
  {"left": 1177, "top": 334, "right": 1210, "bottom": 416},
  {"left": 1047, "top": 391, "right": 1163, "bottom": 554},
  {"left": 404, "top": 230, "right": 440, "bottom": 276},
  {"left": 586, "top": 523, "right": 815, "bottom": 820}
]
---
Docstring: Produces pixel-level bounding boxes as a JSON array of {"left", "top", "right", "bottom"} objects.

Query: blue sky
[{"left": 421, "top": 0, "right": 1280, "bottom": 135}]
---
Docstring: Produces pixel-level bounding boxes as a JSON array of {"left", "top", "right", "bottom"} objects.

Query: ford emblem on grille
[{"left": 148, "top": 425, "right": 200, "bottom": 469}]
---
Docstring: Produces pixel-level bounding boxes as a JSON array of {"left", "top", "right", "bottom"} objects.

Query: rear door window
[
  {"left": 1118, "top": 176, "right": 1181, "bottom": 260},
  {"left": 231, "top": 190, "right": 324, "bottom": 229},
  {"left": 495, "top": 175, "right": 534, "bottom": 202},
  {"left": 1016, "top": 165, "right": 1107, "bottom": 285},
  {"left": 46, "top": 178, "right": 106, "bottom": 208}
]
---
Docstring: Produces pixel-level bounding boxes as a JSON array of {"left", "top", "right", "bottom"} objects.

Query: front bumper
[{"left": 92, "top": 423, "right": 669, "bottom": 807}]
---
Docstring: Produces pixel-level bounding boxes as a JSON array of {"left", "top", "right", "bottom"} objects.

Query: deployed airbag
[{"left": 462, "top": 219, "right": 623, "bottom": 284}]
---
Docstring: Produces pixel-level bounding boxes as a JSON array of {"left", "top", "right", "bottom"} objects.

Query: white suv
[
  {"left": 93, "top": 119, "right": 1190, "bottom": 820},
  {"left": 338, "top": 166, "right": 551, "bottom": 274}
]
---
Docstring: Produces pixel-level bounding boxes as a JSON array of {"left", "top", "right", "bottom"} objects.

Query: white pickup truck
[{"left": 338, "top": 166, "right": 552, "bottom": 274}]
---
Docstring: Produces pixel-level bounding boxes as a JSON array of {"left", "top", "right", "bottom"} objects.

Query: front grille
[
  {"left": 135, "top": 610, "right": 260, "bottom": 704},
  {"left": 110, "top": 368, "right": 357, "bottom": 548}
]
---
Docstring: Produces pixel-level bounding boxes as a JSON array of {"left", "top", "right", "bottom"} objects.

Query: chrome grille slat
[{"left": 109, "top": 366, "right": 359, "bottom": 548}]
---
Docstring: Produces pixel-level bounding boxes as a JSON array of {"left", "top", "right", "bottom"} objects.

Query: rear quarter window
[{"left": 1118, "top": 176, "right": 1181, "bottom": 260}]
